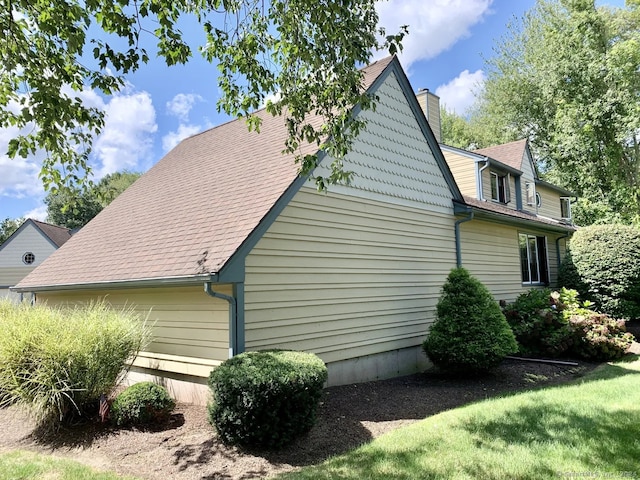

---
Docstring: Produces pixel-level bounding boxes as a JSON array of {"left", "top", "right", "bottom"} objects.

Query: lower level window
[{"left": 519, "top": 234, "right": 549, "bottom": 284}]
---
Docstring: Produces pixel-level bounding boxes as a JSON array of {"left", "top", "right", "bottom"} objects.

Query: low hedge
[
  {"left": 207, "top": 350, "right": 327, "bottom": 448},
  {"left": 111, "top": 382, "right": 175, "bottom": 426}
]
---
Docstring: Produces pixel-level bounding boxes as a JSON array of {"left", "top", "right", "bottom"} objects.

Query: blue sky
[{"left": 0, "top": 0, "right": 624, "bottom": 221}]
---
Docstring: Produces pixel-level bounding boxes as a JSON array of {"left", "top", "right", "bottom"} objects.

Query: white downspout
[{"left": 477, "top": 157, "right": 490, "bottom": 201}]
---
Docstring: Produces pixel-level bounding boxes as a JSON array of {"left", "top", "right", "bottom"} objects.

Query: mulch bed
[{"left": 0, "top": 356, "right": 603, "bottom": 480}]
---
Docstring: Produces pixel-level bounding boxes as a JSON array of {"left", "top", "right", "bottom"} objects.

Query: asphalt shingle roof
[
  {"left": 16, "top": 57, "right": 394, "bottom": 289},
  {"left": 474, "top": 139, "right": 528, "bottom": 172}
]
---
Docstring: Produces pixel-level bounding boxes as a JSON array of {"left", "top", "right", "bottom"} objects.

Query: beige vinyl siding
[
  {"left": 416, "top": 90, "right": 441, "bottom": 142},
  {"left": 441, "top": 150, "right": 477, "bottom": 196},
  {"left": 36, "top": 285, "right": 230, "bottom": 377},
  {"left": 245, "top": 188, "right": 456, "bottom": 364},
  {"left": 482, "top": 168, "right": 517, "bottom": 209},
  {"left": 459, "top": 219, "right": 564, "bottom": 302},
  {"left": 536, "top": 184, "right": 563, "bottom": 219},
  {"left": 519, "top": 151, "right": 537, "bottom": 214},
  {"left": 0, "top": 223, "right": 57, "bottom": 268}
]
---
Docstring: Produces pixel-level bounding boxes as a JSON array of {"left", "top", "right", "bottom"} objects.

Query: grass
[
  {"left": 280, "top": 356, "right": 640, "bottom": 480},
  {"left": 0, "top": 450, "right": 139, "bottom": 480}
]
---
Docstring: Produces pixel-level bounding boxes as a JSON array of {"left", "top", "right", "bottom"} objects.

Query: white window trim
[
  {"left": 526, "top": 182, "right": 536, "bottom": 206},
  {"left": 560, "top": 196, "right": 571, "bottom": 219},
  {"left": 490, "top": 171, "right": 510, "bottom": 204},
  {"left": 519, "top": 233, "right": 550, "bottom": 285}
]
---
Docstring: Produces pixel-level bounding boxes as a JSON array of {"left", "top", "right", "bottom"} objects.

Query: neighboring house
[
  {"left": 0, "top": 219, "right": 72, "bottom": 302},
  {"left": 14, "top": 56, "right": 575, "bottom": 403},
  {"left": 430, "top": 114, "right": 576, "bottom": 300}
]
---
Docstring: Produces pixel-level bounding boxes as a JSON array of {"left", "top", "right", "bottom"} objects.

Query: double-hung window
[
  {"left": 525, "top": 182, "right": 536, "bottom": 207},
  {"left": 519, "top": 233, "right": 549, "bottom": 285},
  {"left": 490, "top": 172, "right": 510, "bottom": 204},
  {"left": 560, "top": 197, "right": 571, "bottom": 219}
]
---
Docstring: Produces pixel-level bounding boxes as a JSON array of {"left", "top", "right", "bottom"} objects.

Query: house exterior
[
  {"left": 437, "top": 137, "right": 575, "bottom": 301},
  {"left": 15, "top": 57, "right": 467, "bottom": 402},
  {"left": 0, "top": 219, "right": 72, "bottom": 302},
  {"left": 14, "top": 57, "right": 576, "bottom": 403}
]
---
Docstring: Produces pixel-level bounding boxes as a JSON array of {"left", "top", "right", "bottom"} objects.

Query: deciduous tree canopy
[
  {"left": 1, "top": 0, "right": 405, "bottom": 194},
  {"left": 474, "top": 0, "right": 640, "bottom": 224}
]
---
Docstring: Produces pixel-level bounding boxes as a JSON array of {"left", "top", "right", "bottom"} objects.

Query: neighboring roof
[
  {"left": 0, "top": 218, "right": 72, "bottom": 253},
  {"left": 31, "top": 219, "right": 73, "bottom": 247},
  {"left": 474, "top": 139, "right": 529, "bottom": 171},
  {"left": 458, "top": 196, "right": 576, "bottom": 232},
  {"left": 18, "top": 56, "right": 425, "bottom": 291}
]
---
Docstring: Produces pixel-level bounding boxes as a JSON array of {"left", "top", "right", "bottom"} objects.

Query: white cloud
[
  {"left": 93, "top": 92, "right": 157, "bottom": 177},
  {"left": 166, "top": 93, "right": 203, "bottom": 122},
  {"left": 162, "top": 124, "right": 203, "bottom": 152},
  {"left": 435, "top": 69, "right": 486, "bottom": 115},
  {"left": 23, "top": 204, "right": 47, "bottom": 221},
  {"left": 0, "top": 99, "right": 45, "bottom": 199},
  {"left": 375, "top": 0, "right": 493, "bottom": 69}
]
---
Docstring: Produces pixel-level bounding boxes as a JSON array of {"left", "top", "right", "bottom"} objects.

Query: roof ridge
[{"left": 180, "top": 56, "right": 396, "bottom": 145}]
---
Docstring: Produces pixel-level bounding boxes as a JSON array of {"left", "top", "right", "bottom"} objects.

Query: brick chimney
[{"left": 415, "top": 88, "right": 441, "bottom": 143}]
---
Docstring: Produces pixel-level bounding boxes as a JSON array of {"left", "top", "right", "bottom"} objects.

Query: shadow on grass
[
  {"left": 262, "top": 356, "right": 640, "bottom": 468},
  {"left": 465, "top": 404, "right": 640, "bottom": 475}
]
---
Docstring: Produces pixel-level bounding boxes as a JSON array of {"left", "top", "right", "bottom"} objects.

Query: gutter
[
  {"left": 454, "top": 207, "right": 474, "bottom": 268},
  {"left": 204, "top": 282, "right": 238, "bottom": 359},
  {"left": 11, "top": 273, "right": 215, "bottom": 293}
]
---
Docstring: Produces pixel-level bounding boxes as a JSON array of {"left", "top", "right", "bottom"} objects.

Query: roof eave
[
  {"left": 12, "top": 273, "right": 219, "bottom": 293},
  {"left": 454, "top": 200, "right": 576, "bottom": 234}
]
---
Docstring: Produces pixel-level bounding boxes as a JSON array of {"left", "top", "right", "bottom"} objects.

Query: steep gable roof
[
  {"left": 31, "top": 220, "right": 73, "bottom": 247},
  {"left": 0, "top": 219, "right": 71, "bottom": 253},
  {"left": 19, "top": 56, "right": 444, "bottom": 291},
  {"left": 474, "top": 139, "right": 529, "bottom": 172}
]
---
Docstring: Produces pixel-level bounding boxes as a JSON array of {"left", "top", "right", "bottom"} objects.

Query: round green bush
[
  {"left": 559, "top": 224, "right": 640, "bottom": 319},
  {"left": 207, "top": 350, "right": 328, "bottom": 448},
  {"left": 423, "top": 268, "right": 518, "bottom": 372},
  {"left": 111, "top": 382, "right": 175, "bottom": 426}
]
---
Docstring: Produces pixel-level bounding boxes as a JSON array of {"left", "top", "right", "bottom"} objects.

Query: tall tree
[
  {"left": 0, "top": 1, "right": 406, "bottom": 195},
  {"left": 440, "top": 107, "right": 515, "bottom": 150},
  {"left": 0, "top": 217, "right": 23, "bottom": 245},
  {"left": 476, "top": 0, "right": 640, "bottom": 224},
  {"left": 46, "top": 171, "right": 141, "bottom": 229}
]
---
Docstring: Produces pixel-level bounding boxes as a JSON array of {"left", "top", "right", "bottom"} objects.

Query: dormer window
[
  {"left": 490, "top": 172, "right": 510, "bottom": 204},
  {"left": 526, "top": 182, "right": 536, "bottom": 206},
  {"left": 560, "top": 197, "right": 571, "bottom": 219}
]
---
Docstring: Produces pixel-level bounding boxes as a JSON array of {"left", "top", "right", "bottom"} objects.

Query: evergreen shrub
[
  {"left": 0, "top": 300, "right": 149, "bottom": 429},
  {"left": 207, "top": 350, "right": 327, "bottom": 448},
  {"left": 111, "top": 382, "right": 175, "bottom": 426},
  {"left": 559, "top": 224, "right": 640, "bottom": 319},
  {"left": 422, "top": 268, "right": 518, "bottom": 372}
]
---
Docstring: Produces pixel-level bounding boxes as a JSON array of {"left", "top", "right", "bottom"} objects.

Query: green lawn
[
  {"left": 0, "top": 450, "right": 139, "bottom": 480},
  {"left": 280, "top": 356, "right": 640, "bottom": 480}
]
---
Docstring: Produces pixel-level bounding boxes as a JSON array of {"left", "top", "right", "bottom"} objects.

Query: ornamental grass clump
[
  {"left": 423, "top": 268, "right": 518, "bottom": 372},
  {"left": 0, "top": 299, "right": 149, "bottom": 429},
  {"left": 208, "top": 350, "right": 327, "bottom": 449}
]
